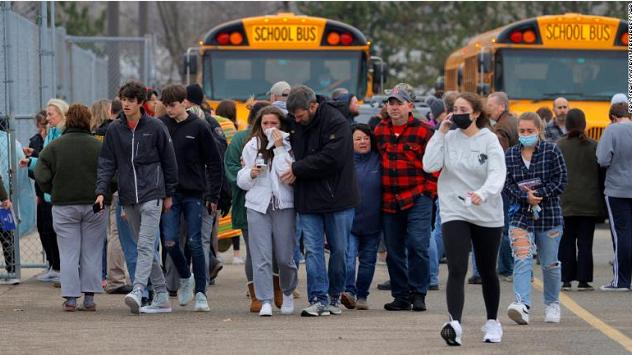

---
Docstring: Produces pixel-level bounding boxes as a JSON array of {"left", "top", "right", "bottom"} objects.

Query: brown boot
[
  {"left": 273, "top": 274, "right": 283, "bottom": 309},
  {"left": 247, "top": 282, "right": 262, "bottom": 313}
]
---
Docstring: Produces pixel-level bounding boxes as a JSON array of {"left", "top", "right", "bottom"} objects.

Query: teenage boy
[
  {"left": 95, "top": 81, "right": 178, "bottom": 314},
  {"left": 158, "top": 84, "right": 222, "bottom": 311}
]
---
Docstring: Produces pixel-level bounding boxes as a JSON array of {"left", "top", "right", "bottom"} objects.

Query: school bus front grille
[{"left": 586, "top": 126, "right": 605, "bottom": 141}]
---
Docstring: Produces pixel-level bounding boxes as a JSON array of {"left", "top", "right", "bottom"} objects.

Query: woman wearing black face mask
[{"left": 424, "top": 92, "right": 506, "bottom": 346}]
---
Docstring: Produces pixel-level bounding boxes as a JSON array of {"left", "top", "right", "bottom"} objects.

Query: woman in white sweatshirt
[
  {"left": 423, "top": 92, "right": 506, "bottom": 346},
  {"left": 237, "top": 105, "right": 297, "bottom": 317}
]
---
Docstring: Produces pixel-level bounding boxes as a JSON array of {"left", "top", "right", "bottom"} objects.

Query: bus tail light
[
  {"left": 498, "top": 19, "right": 542, "bottom": 45},
  {"left": 205, "top": 21, "right": 249, "bottom": 46},
  {"left": 614, "top": 20, "right": 629, "bottom": 46},
  {"left": 216, "top": 32, "right": 230, "bottom": 45},
  {"left": 523, "top": 30, "right": 536, "bottom": 44},
  {"left": 340, "top": 32, "right": 353, "bottom": 45},
  {"left": 509, "top": 31, "right": 523, "bottom": 44},
  {"left": 230, "top": 32, "right": 244, "bottom": 45},
  {"left": 321, "top": 21, "right": 365, "bottom": 46},
  {"left": 327, "top": 32, "right": 341, "bottom": 45}
]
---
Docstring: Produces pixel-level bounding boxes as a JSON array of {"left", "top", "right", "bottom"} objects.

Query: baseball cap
[
  {"left": 611, "top": 93, "right": 628, "bottom": 105},
  {"left": 386, "top": 86, "right": 413, "bottom": 103},
  {"left": 267, "top": 81, "right": 291, "bottom": 97}
]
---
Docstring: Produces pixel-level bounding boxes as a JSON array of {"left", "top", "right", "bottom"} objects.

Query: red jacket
[{"left": 374, "top": 113, "right": 438, "bottom": 213}]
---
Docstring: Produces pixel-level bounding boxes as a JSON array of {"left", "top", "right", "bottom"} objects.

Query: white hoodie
[
  {"left": 423, "top": 128, "right": 506, "bottom": 227},
  {"left": 237, "top": 136, "right": 294, "bottom": 214}
]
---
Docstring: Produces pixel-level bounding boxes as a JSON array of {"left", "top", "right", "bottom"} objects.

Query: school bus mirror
[
  {"left": 477, "top": 52, "right": 492, "bottom": 74},
  {"left": 372, "top": 61, "right": 388, "bottom": 93},
  {"left": 181, "top": 53, "right": 198, "bottom": 77},
  {"left": 476, "top": 83, "right": 491, "bottom": 96}
]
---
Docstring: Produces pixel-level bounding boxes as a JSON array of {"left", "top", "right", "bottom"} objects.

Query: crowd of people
[{"left": 0, "top": 77, "right": 630, "bottom": 347}]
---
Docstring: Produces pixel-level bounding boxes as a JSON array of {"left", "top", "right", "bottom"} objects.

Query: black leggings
[
  {"left": 37, "top": 201, "right": 59, "bottom": 271},
  {"left": 442, "top": 220, "right": 502, "bottom": 322}
]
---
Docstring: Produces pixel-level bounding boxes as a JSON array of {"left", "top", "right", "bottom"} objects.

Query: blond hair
[
  {"left": 47, "top": 98, "right": 69, "bottom": 129},
  {"left": 518, "top": 112, "right": 545, "bottom": 139},
  {"left": 89, "top": 99, "right": 111, "bottom": 133}
]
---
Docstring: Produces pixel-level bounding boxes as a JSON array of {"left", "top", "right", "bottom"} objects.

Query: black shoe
[
  {"left": 168, "top": 290, "right": 178, "bottom": 298},
  {"left": 384, "top": 298, "right": 411, "bottom": 311},
  {"left": 411, "top": 293, "right": 426, "bottom": 312},
  {"left": 562, "top": 282, "right": 572, "bottom": 291},
  {"left": 209, "top": 259, "right": 223, "bottom": 280},
  {"left": 467, "top": 276, "right": 482, "bottom": 285},
  {"left": 108, "top": 284, "right": 133, "bottom": 294},
  {"left": 377, "top": 280, "right": 391, "bottom": 291},
  {"left": 428, "top": 284, "right": 440, "bottom": 291},
  {"left": 439, "top": 256, "right": 447, "bottom": 264},
  {"left": 577, "top": 282, "right": 594, "bottom": 291},
  {"left": 208, "top": 278, "right": 216, "bottom": 286}
]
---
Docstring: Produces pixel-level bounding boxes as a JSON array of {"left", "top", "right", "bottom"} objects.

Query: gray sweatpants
[
  {"left": 124, "top": 200, "right": 167, "bottom": 294},
  {"left": 247, "top": 207, "right": 297, "bottom": 303},
  {"left": 52, "top": 205, "right": 106, "bottom": 298}
]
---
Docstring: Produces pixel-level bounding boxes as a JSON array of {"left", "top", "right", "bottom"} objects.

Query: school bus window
[
  {"left": 203, "top": 50, "right": 362, "bottom": 100},
  {"left": 495, "top": 49, "right": 625, "bottom": 101}
]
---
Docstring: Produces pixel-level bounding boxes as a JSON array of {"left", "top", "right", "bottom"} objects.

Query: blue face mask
[{"left": 519, "top": 134, "right": 539, "bottom": 147}]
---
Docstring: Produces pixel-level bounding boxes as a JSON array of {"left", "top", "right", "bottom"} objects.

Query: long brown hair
[
  {"left": 565, "top": 108, "right": 588, "bottom": 142},
  {"left": 456, "top": 92, "right": 490, "bottom": 129},
  {"left": 90, "top": 99, "right": 111, "bottom": 133},
  {"left": 250, "top": 105, "right": 290, "bottom": 164}
]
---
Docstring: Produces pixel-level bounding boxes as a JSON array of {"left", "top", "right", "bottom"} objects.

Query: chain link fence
[{"left": 0, "top": 3, "right": 155, "bottom": 281}]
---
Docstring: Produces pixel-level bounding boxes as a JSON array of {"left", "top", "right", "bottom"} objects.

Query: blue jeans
[
  {"left": 293, "top": 213, "right": 304, "bottom": 270},
  {"left": 510, "top": 225, "right": 563, "bottom": 307},
  {"left": 161, "top": 193, "right": 206, "bottom": 294},
  {"left": 345, "top": 232, "right": 380, "bottom": 299},
  {"left": 300, "top": 208, "right": 355, "bottom": 305},
  {"left": 429, "top": 199, "right": 443, "bottom": 286},
  {"left": 383, "top": 195, "right": 433, "bottom": 300},
  {"left": 497, "top": 193, "right": 514, "bottom": 276}
]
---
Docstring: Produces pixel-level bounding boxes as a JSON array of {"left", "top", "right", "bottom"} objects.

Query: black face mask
[{"left": 452, "top": 113, "right": 473, "bottom": 129}]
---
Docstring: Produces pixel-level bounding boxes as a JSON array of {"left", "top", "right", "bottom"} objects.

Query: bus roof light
[
  {"left": 216, "top": 32, "right": 230, "bottom": 45},
  {"left": 230, "top": 32, "right": 243, "bottom": 45},
  {"left": 340, "top": 32, "right": 353, "bottom": 45},
  {"left": 509, "top": 31, "right": 523, "bottom": 44},
  {"left": 523, "top": 30, "right": 536, "bottom": 44},
  {"left": 327, "top": 32, "right": 341, "bottom": 45}
]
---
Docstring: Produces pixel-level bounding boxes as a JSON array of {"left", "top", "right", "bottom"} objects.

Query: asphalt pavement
[{"left": 0, "top": 224, "right": 630, "bottom": 354}]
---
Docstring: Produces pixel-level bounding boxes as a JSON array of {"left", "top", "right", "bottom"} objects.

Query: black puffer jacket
[
  {"left": 290, "top": 95, "right": 359, "bottom": 213},
  {"left": 96, "top": 112, "right": 178, "bottom": 205}
]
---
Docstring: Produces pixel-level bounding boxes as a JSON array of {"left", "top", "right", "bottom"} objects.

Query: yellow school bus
[
  {"left": 444, "top": 13, "right": 628, "bottom": 140},
  {"left": 184, "top": 13, "right": 382, "bottom": 241},
  {"left": 185, "top": 12, "right": 382, "bottom": 129}
]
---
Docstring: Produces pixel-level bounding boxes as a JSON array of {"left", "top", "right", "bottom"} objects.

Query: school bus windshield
[
  {"left": 496, "top": 49, "right": 626, "bottom": 101},
  {"left": 203, "top": 50, "right": 365, "bottom": 101}
]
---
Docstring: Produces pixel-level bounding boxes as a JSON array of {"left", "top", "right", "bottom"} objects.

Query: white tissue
[{"left": 264, "top": 128, "right": 290, "bottom": 150}]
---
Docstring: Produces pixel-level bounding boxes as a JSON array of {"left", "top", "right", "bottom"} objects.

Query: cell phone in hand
[{"left": 93, "top": 202, "right": 104, "bottom": 214}]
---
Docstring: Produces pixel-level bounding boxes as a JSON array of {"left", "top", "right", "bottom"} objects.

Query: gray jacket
[{"left": 96, "top": 112, "right": 178, "bottom": 205}]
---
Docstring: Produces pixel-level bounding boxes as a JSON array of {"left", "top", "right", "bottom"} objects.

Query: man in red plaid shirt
[{"left": 374, "top": 84, "right": 437, "bottom": 312}]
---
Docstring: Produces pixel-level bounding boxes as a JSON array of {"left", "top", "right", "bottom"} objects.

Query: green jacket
[
  {"left": 558, "top": 136, "right": 605, "bottom": 218},
  {"left": 224, "top": 129, "right": 250, "bottom": 229},
  {"left": 0, "top": 175, "right": 7, "bottom": 201},
  {"left": 35, "top": 128, "right": 112, "bottom": 206}
]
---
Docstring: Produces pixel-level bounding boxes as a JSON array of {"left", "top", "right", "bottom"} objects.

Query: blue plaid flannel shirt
[{"left": 503, "top": 140, "right": 568, "bottom": 232}]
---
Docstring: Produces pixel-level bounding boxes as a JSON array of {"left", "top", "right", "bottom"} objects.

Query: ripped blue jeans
[{"left": 510, "top": 225, "right": 563, "bottom": 307}]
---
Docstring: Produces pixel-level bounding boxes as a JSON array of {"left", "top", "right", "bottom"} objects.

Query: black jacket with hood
[
  {"left": 290, "top": 95, "right": 359, "bottom": 213},
  {"left": 159, "top": 112, "right": 222, "bottom": 203},
  {"left": 96, "top": 111, "right": 178, "bottom": 205}
]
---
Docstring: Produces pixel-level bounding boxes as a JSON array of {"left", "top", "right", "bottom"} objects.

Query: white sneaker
[
  {"left": 482, "top": 319, "right": 503, "bottom": 343},
  {"left": 140, "top": 292, "right": 172, "bottom": 314},
  {"left": 178, "top": 275, "right": 195, "bottom": 306},
  {"left": 544, "top": 303, "right": 560, "bottom": 323},
  {"left": 232, "top": 256, "right": 245, "bottom": 265},
  {"left": 0, "top": 278, "right": 20, "bottom": 285},
  {"left": 507, "top": 302, "right": 529, "bottom": 325},
  {"left": 48, "top": 270, "right": 60, "bottom": 283},
  {"left": 194, "top": 292, "right": 210, "bottom": 312},
  {"left": 281, "top": 293, "right": 294, "bottom": 315},
  {"left": 124, "top": 288, "right": 143, "bottom": 314},
  {"left": 36, "top": 268, "right": 52, "bottom": 282},
  {"left": 440, "top": 320, "right": 462, "bottom": 346},
  {"left": 259, "top": 302, "right": 272, "bottom": 317}
]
